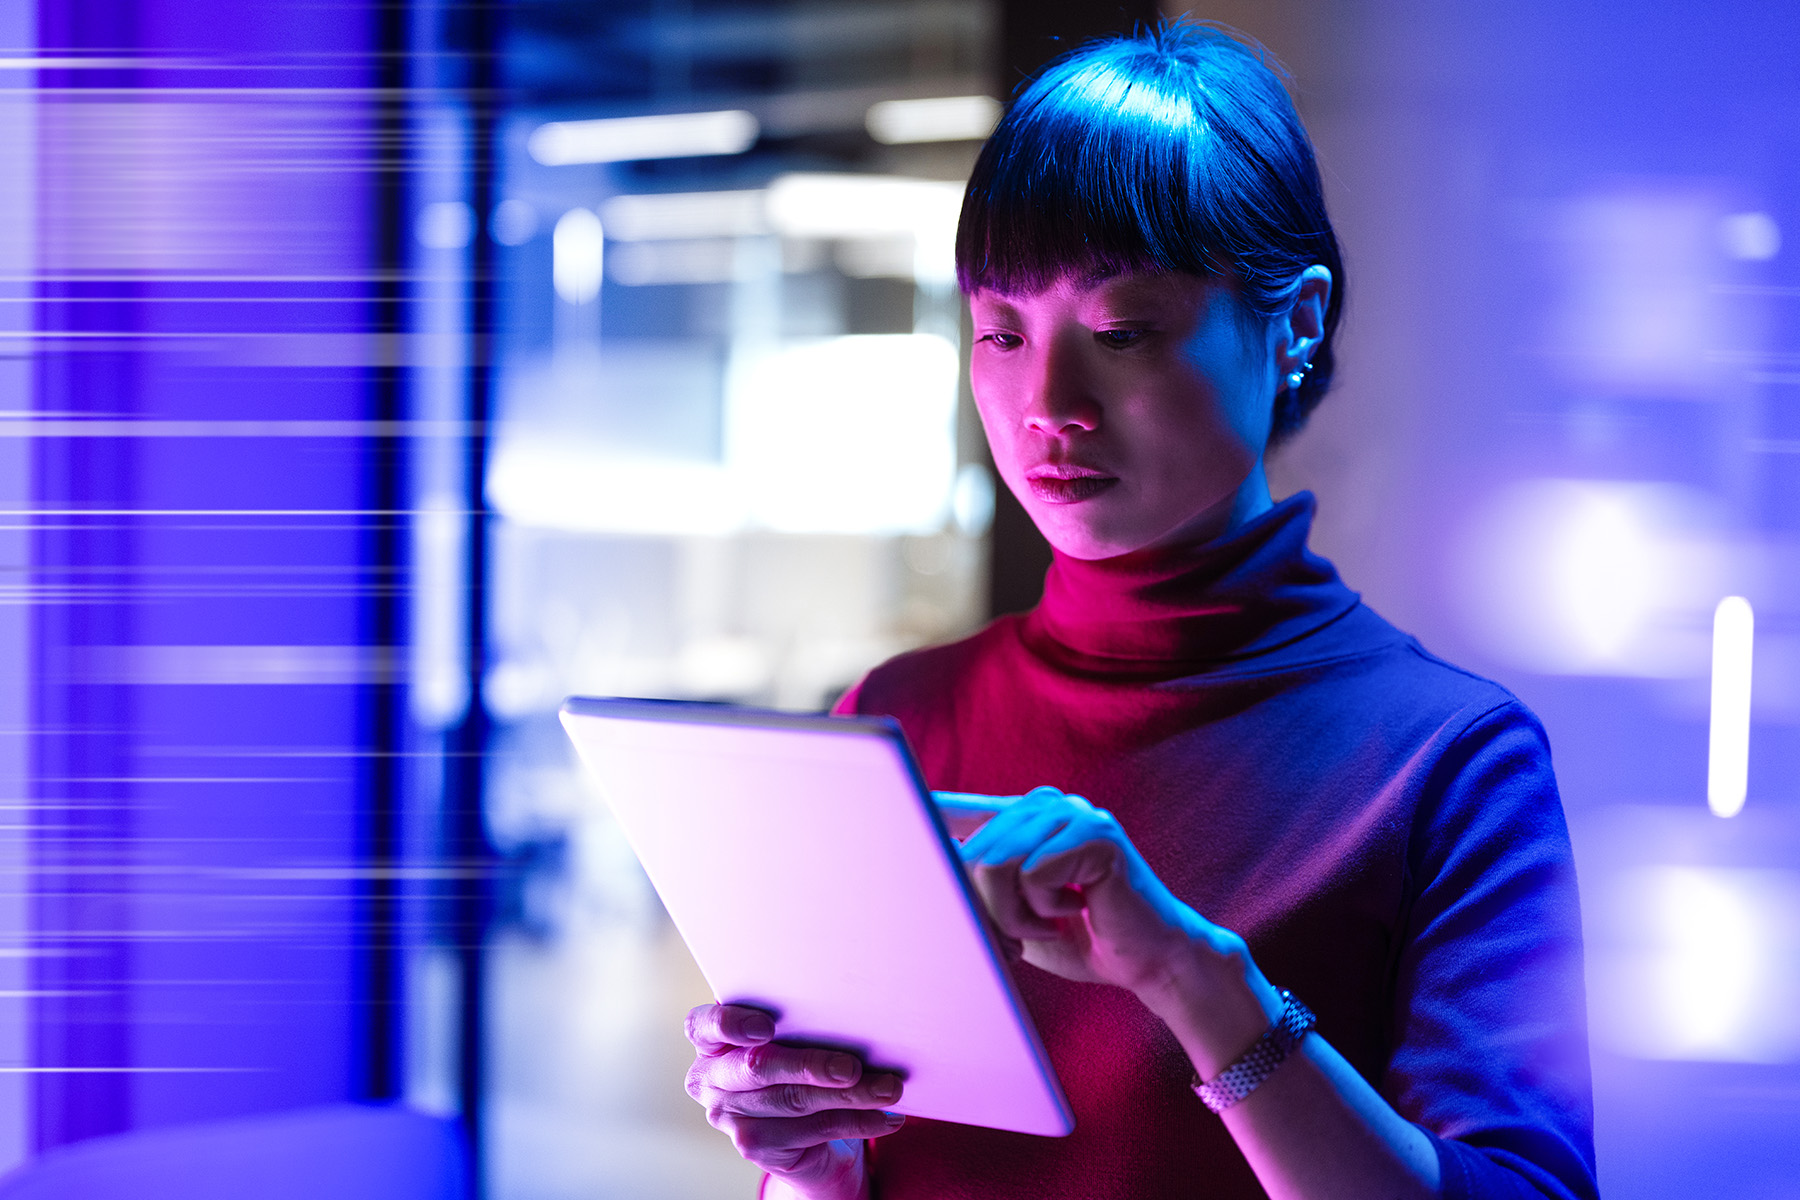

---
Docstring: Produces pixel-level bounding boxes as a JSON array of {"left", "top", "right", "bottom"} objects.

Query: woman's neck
[{"left": 1139, "top": 459, "right": 1274, "bottom": 559}]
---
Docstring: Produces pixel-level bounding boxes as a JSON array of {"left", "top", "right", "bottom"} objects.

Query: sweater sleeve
[{"left": 1384, "top": 702, "right": 1599, "bottom": 1200}]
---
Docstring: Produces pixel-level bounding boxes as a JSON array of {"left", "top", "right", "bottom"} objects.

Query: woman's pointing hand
[
  {"left": 957, "top": 785, "right": 1279, "bottom": 1076},
  {"left": 959, "top": 785, "right": 1206, "bottom": 993}
]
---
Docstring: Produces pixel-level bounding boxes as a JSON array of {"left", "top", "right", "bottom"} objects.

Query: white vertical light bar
[
  {"left": 552, "top": 208, "right": 605, "bottom": 305},
  {"left": 1707, "top": 595, "right": 1754, "bottom": 818}
]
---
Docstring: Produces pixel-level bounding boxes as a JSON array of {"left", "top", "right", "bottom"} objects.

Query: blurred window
[{"left": 464, "top": 3, "right": 1001, "bottom": 1195}]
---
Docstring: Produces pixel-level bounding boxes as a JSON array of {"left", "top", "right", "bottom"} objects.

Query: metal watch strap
[{"left": 1192, "top": 989, "right": 1317, "bottom": 1114}]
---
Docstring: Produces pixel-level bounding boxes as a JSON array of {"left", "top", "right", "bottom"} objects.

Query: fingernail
[
  {"left": 883, "top": 1112, "right": 906, "bottom": 1128},
  {"left": 742, "top": 1014, "right": 775, "bottom": 1041},
  {"left": 827, "top": 1054, "right": 859, "bottom": 1084},
  {"left": 871, "top": 1076, "right": 900, "bottom": 1103}
]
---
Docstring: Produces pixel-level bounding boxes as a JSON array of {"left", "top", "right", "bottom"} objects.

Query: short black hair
[{"left": 955, "top": 21, "right": 1345, "bottom": 444}]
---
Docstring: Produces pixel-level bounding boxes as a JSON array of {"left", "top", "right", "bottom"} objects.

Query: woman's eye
[
  {"left": 1097, "top": 328, "right": 1148, "bottom": 349},
  {"left": 978, "top": 331, "right": 1023, "bottom": 350}
]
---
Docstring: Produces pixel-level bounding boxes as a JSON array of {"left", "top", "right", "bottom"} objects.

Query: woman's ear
[{"left": 1275, "top": 265, "right": 1333, "bottom": 377}]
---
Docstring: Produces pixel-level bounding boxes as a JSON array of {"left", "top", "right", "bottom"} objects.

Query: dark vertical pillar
[
  {"left": 30, "top": 0, "right": 142, "bottom": 1147},
  {"left": 361, "top": 0, "right": 410, "bottom": 1103},
  {"left": 986, "top": 0, "right": 1160, "bottom": 618},
  {"left": 447, "top": 0, "right": 500, "bottom": 1178},
  {"left": 28, "top": 321, "right": 139, "bottom": 1149}
]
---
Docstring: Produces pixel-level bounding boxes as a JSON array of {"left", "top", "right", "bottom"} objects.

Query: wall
[{"left": 1176, "top": 2, "right": 1800, "bottom": 1196}]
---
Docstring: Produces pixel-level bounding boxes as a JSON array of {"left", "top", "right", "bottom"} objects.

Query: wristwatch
[{"left": 1192, "top": 989, "right": 1316, "bottom": 1113}]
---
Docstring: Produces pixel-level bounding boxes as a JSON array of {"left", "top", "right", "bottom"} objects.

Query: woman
[{"left": 684, "top": 23, "right": 1596, "bottom": 1200}]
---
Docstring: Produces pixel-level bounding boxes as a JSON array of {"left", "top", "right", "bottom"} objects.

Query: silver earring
[{"left": 1285, "top": 370, "right": 1305, "bottom": 391}]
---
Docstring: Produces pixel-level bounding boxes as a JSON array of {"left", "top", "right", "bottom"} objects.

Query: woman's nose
[{"left": 1022, "top": 340, "right": 1101, "bottom": 434}]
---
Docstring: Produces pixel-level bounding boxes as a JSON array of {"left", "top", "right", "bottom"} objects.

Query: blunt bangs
[
  {"left": 956, "top": 22, "right": 1346, "bottom": 441},
  {"left": 956, "top": 52, "right": 1221, "bottom": 294}
]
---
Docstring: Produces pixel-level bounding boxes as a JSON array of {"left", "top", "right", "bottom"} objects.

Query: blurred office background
[{"left": 1, "top": 0, "right": 1798, "bottom": 1197}]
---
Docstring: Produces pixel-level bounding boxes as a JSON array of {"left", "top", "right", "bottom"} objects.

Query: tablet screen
[{"left": 559, "top": 697, "right": 1074, "bottom": 1138}]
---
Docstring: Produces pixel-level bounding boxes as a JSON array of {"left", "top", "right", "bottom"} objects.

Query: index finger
[
  {"left": 932, "top": 791, "right": 1021, "bottom": 840},
  {"left": 685, "top": 1003, "right": 778, "bottom": 1055},
  {"left": 961, "top": 797, "right": 1080, "bottom": 867}
]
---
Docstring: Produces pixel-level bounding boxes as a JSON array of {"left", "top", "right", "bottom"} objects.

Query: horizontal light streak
[
  {"left": 0, "top": 88, "right": 422, "bottom": 97},
  {"left": 0, "top": 331, "right": 363, "bottom": 338},
  {"left": 766, "top": 173, "right": 965, "bottom": 239},
  {"left": 0, "top": 420, "right": 481, "bottom": 438},
  {"left": 0, "top": 57, "right": 200, "bottom": 68},
  {"left": 0, "top": 991, "right": 97, "bottom": 999},
  {"left": 0, "top": 296, "right": 380, "bottom": 303},
  {"left": 0, "top": 332, "right": 479, "bottom": 369},
  {"left": 1708, "top": 596, "right": 1754, "bottom": 818},
  {"left": 865, "top": 94, "right": 1001, "bottom": 143},
  {"left": 145, "top": 748, "right": 439, "bottom": 758},
  {"left": 83, "top": 644, "right": 399, "bottom": 686},
  {"left": 8, "top": 863, "right": 491, "bottom": 879},
  {"left": 0, "top": 508, "right": 454, "bottom": 517},
  {"left": 0, "top": 273, "right": 415, "bottom": 283},
  {"left": 0, "top": 1072, "right": 259, "bottom": 1079},
  {"left": 528, "top": 110, "right": 759, "bottom": 165},
  {"left": 210, "top": 864, "right": 492, "bottom": 881},
  {"left": 54, "top": 777, "right": 332, "bottom": 784},
  {"left": 590, "top": 177, "right": 965, "bottom": 284}
]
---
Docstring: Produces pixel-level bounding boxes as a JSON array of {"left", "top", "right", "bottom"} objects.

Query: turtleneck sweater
[{"left": 833, "top": 493, "right": 1597, "bottom": 1200}]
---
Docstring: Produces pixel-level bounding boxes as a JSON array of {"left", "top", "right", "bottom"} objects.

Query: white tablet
[{"left": 558, "top": 696, "right": 1074, "bottom": 1138}]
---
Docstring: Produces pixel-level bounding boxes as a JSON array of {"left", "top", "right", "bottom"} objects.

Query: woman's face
[{"left": 969, "top": 270, "right": 1279, "bottom": 561}]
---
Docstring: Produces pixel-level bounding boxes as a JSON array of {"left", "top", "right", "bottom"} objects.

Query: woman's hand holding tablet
[
  {"left": 684, "top": 1003, "right": 906, "bottom": 1200},
  {"left": 678, "top": 789, "right": 1020, "bottom": 1200}
]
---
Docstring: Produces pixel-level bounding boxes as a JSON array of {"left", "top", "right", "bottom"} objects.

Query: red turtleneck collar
[{"left": 1018, "top": 492, "right": 1363, "bottom": 677}]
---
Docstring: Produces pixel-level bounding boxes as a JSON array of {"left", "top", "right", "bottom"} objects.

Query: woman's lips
[{"left": 1025, "top": 470, "right": 1119, "bottom": 504}]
